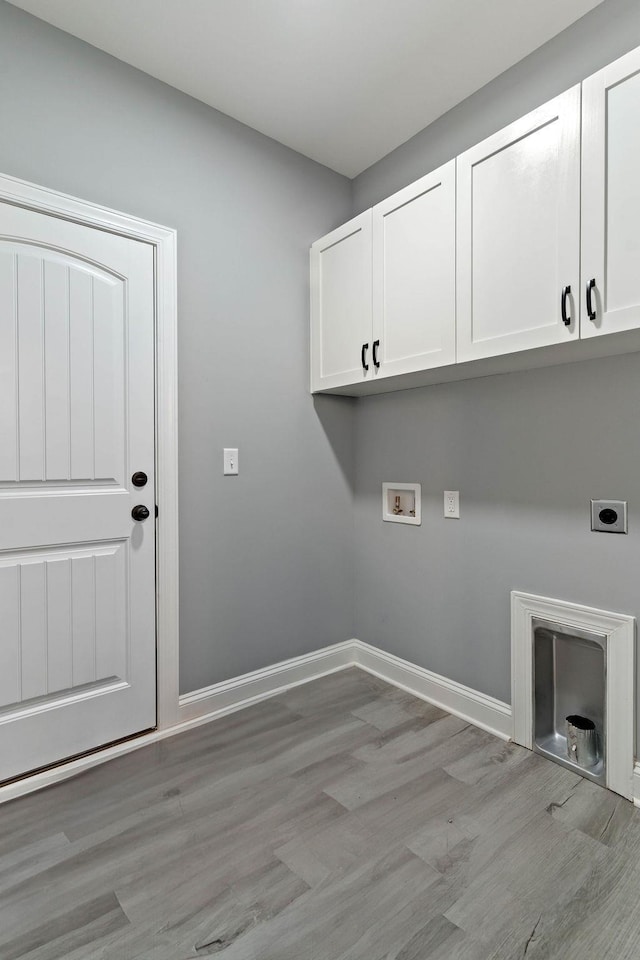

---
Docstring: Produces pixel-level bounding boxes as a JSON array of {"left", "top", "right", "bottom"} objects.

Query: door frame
[{"left": 0, "top": 171, "right": 180, "bottom": 731}]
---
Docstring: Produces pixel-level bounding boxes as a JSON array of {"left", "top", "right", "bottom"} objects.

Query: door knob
[
  {"left": 132, "top": 504, "right": 150, "bottom": 521},
  {"left": 132, "top": 471, "right": 148, "bottom": 487}
]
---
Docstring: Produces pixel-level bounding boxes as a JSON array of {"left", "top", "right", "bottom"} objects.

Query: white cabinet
[
  {"left": 310, "top": 46, "right": 640, "bottom": 397},
  {"left": 310, "top": 163, "right": 456, "bottom": 393},
  {"left": 582, "top": 47, "right": 640, "bottom": 339},
  {"left": 310, "top": 211, "right": 372, "bottom": 392},
  {"left": 372, "top": 160, "right": 456, "bottom": 378},
  {"left": 456, "top": 87, "right": 581, "bottom": 362}
]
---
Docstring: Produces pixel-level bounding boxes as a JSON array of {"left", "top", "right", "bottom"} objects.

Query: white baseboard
[
  {"left": 633, "top": 763, "right": 640, "bottom": 807},
  {"left": 0, "top": 638, "right": 512, "bottom": 804},
  {"left": 178, "top": 640, "right": 356, "bottom": 724},
  {"left": 177, "top": 639, "right": 512, "bottom": 741},
  {"left": 351, "top": 640, "right": 512, "bottom": 741}
]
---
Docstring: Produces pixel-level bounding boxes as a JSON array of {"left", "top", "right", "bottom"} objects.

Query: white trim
[
  {"left": 178, "top": 639, "right": 511, "bottom": 739},
  {"left": 633, "top": 763, "right": 640, "bottom": 808},
  {"left": 0, "top": 172, "right": 180, "bottom": 730},
  {"left": 511, "top": 591, "right": 635, "bottom": 800},
  {"left": 178, "top": 641, "right": 356, "bottom": 724},
  {"left": 351, "top": 640, "right": 512, "bottom": 740},
  {"left": 0, "top": 639, "right": 513, "bottom": 803}
]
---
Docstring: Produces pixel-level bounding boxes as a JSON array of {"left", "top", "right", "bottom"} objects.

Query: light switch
[{"left": 223, "top": 448, "right": 238, "bottom": 475}]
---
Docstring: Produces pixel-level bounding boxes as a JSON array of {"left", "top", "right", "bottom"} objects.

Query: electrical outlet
[
  {"left": 444, "top": 490, "right": 460, "bottom": 519},
  {"left": 590, "top": 499, "right": 627, "bottom": 533}
]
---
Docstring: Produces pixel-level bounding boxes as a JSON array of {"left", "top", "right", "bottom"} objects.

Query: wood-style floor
[{"left": 1, "top": 668, "right": 639, "bottom": 959}]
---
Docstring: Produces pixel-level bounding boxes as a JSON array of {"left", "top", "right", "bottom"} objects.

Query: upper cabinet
[
  {"left": 456, "top": 87, "right": 581, "bottom": 362},
  {"left": 372, "top": 160, "right": 456, "bottom": 378},
  {"left": 310, "top": 44, "right": 640, "bottom": 396},
  {"left": 582, "top": 47, "right": 640, "bottom": 339},
  {"left": 310, "top": 163, "right": 456, "bottom": 392},
  {"left": 310, "top": 211, "right": 372, "bottom": 392}
]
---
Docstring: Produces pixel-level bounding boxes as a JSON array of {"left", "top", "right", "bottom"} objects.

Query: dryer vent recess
[{"left": 382, "top": 483, "right": 421, "bottom": 525}]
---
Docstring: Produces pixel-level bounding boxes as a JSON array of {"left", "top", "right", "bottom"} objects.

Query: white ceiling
[{"left": 8, "top": 0, "right": 605, "bottom": 177}]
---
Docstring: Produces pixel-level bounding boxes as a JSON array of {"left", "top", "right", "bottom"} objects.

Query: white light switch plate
[
  {"left": 224, "top": 448, "right": 238, "bottom": 475},
  {"left": 444, "top": 490, "right": 459, "bottom": 518}
]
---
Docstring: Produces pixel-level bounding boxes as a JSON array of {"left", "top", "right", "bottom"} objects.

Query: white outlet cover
[{"left": 444, "top": 490, "right": 460, "bottom": 518}]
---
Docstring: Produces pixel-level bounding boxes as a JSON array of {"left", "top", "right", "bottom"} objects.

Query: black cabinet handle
[
  {"left": 586, "top": 278, "right": 597, "bottom": 321},
  {"left": 561, "top": 285, "right": 571, "bottom": 326},
  {"left": 372, "top": 340, "right": 380, "bottom": 368},
  {"left": 132, "top": 504, "right": 150, "bottom": 522},
  {"left": 361, "top": 342, "right": 369, "bottom": 371}
]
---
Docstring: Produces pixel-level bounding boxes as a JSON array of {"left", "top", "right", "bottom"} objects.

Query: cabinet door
[
  {"left": 372, "top": 160, "right": 456, "bottom": 378},
  {"left": 582, "top": 47, "right": 640, "bottom": 338},
  {"left": 457, "top": 87, "right": 580, "bottom": 362},
  {"left": 310, "top": 211, "right": 372, "bottom": 392}
]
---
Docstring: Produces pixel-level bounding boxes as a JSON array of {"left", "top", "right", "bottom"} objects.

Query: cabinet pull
[
  {"left": 561, "top": 286, "right": 571, "bottom": 326},
  {"left": 372, "top": 340, "right": 380, "bottom": 368},
  {"left": 586, "top": 278, "right": 597, "bottom": 322},
  {"left": 361, "top": 342, "right": 369, "bottom": 371}
]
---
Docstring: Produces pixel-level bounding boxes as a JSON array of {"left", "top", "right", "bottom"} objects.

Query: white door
[
  {"left": 310, "top": 211, "right": 372, "bottom": 392},
  {"left": 0, "top": 202, "right": 156, "bottom": 783},
  {"left": 582, "top": 47, "right": 640, "bottom": 338},
  {"left": 372, "top": 160, "right": 456, "bottom": 378},
  {"left": 457, "top": 87, "right": 581, "bottom": 362}
]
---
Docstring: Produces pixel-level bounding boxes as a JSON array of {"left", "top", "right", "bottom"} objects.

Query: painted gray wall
[
  {"left": 354, "top": 355, "right": 640, "bottom": 704},
  {"left": 0, "top": 1, "right": 355, "bottom": 695},
  {"left": 353, "top": 0, "right": 640, "bottom": 214},
  {"left": 352, "top": 0, "right": 640, "bottom": 714}
]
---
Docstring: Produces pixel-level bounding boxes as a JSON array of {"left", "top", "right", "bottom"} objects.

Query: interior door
[
  {"left": 0, "top": 201, "right": 156, "bottom": 783},
  {"left": 456, "top": 86, "right": 581, "bottom": 361},
  {"left": 581, "top": 46, "right": 640, "bottom": 338},
  {"left": 372, "top": 159, "right": 456, "bottom": 378},
  {"left": 310, "top": 210, "right": 372, "bottom": 392}
]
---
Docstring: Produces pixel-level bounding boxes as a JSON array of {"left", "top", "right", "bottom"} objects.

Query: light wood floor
[{"left": 1, "top": 668, "right": 639, "bottom": 959}]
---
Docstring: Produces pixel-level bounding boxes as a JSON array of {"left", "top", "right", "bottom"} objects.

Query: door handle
[
  {"left": 561, "top": 286, "right": 571, "bottom": 326},
  {"left": 372, "top": 339, "right": 380, "bottom": 368},
  {"left": 132, "top": 471, "right": 148, "bottom": 488},
  {"left": 361, "top": 343, "right": 369, "bottom": 371},
  {"left": 132, "top": 504, "right": 150, "bottom": 521},
  {"left": 586, "top": 278, "right": 597, "bottom": 322}
]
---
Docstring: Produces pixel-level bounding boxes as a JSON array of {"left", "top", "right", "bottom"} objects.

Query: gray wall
[
  {"left": 0, "top": 1, "right": 355, "bottom": 694},
  {"left": 354, "top": 356, "right": 640, "bottom": 703},
  {"left": 354, "top": 0, "right": 640, "bottom": 213},
  {"left": 4, "top": 0, "right": 640, "bottom": 713},
  {"left": 352, "top": 0, "right": 640, "bottom": 708}
]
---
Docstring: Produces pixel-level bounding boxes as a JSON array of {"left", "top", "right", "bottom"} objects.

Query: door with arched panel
[{"left": 0, "top": 202, "right": 156, "bottom": 782}]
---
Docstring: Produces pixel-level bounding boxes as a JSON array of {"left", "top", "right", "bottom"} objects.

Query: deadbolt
[
  {"left": 132, "top": 471, "right": 148, "bottom": 488},
  {"left": 132, "top": 504, "right": 150, "bottom": 521}
]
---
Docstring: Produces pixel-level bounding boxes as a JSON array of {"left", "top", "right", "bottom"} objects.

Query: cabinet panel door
[
  {"left": 372, "top": 160, "right": 456, "bottom": 378},
  {"left": 582, "top": 47, "right": 640, "bottom": 338},
  {"left": 457, "top": 87, "right": 580, "bottom": 362},
  {"left": 310, "top": 211, "right": 372, "bottom": 392}
]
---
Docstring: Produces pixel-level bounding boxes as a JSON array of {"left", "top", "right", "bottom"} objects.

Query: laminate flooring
[{"left": 1, "top": 668, "right": 639, "bottom": 959}]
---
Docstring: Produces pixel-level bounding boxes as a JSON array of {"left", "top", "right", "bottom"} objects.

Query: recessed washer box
[{"left": 382, "top": 483, "right": 421, "bottom": 525}]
